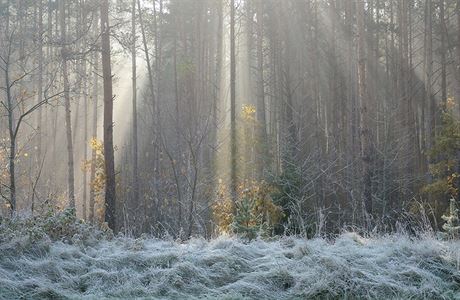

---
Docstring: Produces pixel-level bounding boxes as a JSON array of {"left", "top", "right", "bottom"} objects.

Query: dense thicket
[{"left": 1, "top": 0, "right": 460, "bottom": 238}]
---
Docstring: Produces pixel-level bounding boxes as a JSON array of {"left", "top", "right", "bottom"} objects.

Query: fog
[{"left": 1, "top": 0, "right": 459, "bottom": 238}]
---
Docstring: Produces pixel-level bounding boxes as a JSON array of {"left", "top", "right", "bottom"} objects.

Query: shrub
[
  {"left": 213, "top": 181, "right": 284, "bottom": 239},
  {"left": 232, "top": 196, "right": 259, "bottom": 240},
  {"left": 422, "top": 101, "right": 460, "bottom": 222},
  {"left": 441, "top": 198, "right": 460, "bottom": 239},
  {"left": 0, "top": 208, "right": 112, "bottom": 258}
]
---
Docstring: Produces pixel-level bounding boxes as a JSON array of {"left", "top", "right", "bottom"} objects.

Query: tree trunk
[
  {"left": 37, "top": 0, "right": 43, "bottom": 165},
  {"left": 131, "top": 0, "right": 139, "bottom": 214},
  {"left": 440, "top": 0, "right": 447, "bottom": 107},
  {"left": 89, "top": 50, "right": 99, "bottom": 223},
  {"left": 81, "top": 61, "right": 87, "bottom": 220},
  {"left": 101, "top": 0, "right": 116, "bottom": 230},
  {"left": 5, "top": 53, "right": 16, "bottom": 214},
  {"left": 425, "top": 0, "right": 434, "bottom": 155},
  {"left": 230, "top": 0, "right": 237, "bottom": 203},
  {"left": 357, "top": 0, "right": 372, "bottom": 217},
  {"left": 136, "top": 0, "right": 155, "bottom": 112},
  {"left": 256, "top": 0, "right": 267, "bottom": 179},
  {"left": 457, "top": 0, "right": 460, "bottom": 112},
  {"left": 81, "top": 1, "right": 88, "bottom": 221},
  {"left": 172, "top": 14, "right": 182, "bottom": 230},
  {"left": 137, "top": 0, "right": 156, "bottom": 230},
  {"left": 60, "top": 0, "right": 75, "bottom": 210}
]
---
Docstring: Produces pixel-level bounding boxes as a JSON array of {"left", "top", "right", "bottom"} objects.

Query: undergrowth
[
  {"left": 0, "top": 209, "right": 112, "bottom": 259},
  {"left": 0, "top": 212, "right": 459, "bottom": 299}
]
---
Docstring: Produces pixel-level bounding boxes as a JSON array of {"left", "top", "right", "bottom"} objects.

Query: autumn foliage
[
  {"left": 212, "top": 180, "right": 284, "bottom": 238},
  {"left": 83, "top": 138, "right": 106, "bottom": 223}
]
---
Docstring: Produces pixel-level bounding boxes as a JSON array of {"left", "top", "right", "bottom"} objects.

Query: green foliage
[
  {"left": 271, "top": 166, "right": 304, "bottom": 212},
  {"left": 232, "top": 197, "right": 259, "bottom": 240},
  {"left": 422, "top": 98, "right": 460, "bottom": 227},
  {"left": 271, "top": 165, "right": 312, "bottom": 235},
  {"left": 213, "top": 181, "right": 284, "bottom": 239},
  {"left": 422, "top": 104, "right": 460, "bottom": 218},
  {"left": 441, "top": 198, "right": 460, "bottom": 239}
]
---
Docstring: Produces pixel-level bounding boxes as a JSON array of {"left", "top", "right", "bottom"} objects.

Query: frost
[{"left": 0, "top": 230, "right": 460, "bottom": 299}]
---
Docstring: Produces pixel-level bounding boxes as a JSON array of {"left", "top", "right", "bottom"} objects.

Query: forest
[{"left": 1, "top": 0, "right": 460, "bottom": 299}]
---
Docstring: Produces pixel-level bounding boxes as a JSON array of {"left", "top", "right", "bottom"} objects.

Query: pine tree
[
  {"left": 232, "top": 197, "right": 259, "bottom": 240},
  {"left": 441, "top": 198, "right": 460, "bottom": 239},
  {"left": 422, "top": 100, "right": 460, "bottom": 221}
]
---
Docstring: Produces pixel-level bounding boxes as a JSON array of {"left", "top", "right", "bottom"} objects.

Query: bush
[
  {"left": 441, "top": 198, "right": 460, "bottom": 239},
  {"left": 213, "top": 181, "right": 284, "bottom": 239},
  {"left": 0, "top": 208, "right": 112, "bottom": 258},
  {"left": 232, "top": 197, "right": 259, "bottom": 240},
  {"left": 422, "top": 102, "right": 460, "bottom": 222}
]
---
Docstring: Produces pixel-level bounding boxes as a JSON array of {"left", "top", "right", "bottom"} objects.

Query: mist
[
  {"left": 2, "top": 0, "right": 460, "bottom": 236},
  {"left": 2, "top": 0, "right": 460, "bottom": 298}
]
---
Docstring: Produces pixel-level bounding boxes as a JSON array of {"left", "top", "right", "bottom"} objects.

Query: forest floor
[{"left": 1, "top": 218, "right": 460, "bottom": 300}]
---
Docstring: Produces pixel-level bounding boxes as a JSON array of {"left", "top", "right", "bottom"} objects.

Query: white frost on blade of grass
[{"left": 0, "top": 233, "right": 460, "bottom": 299}]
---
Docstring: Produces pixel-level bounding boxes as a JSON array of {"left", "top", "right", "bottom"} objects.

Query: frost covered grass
[{"left": 1, "top": 216, "right": 460, "bottom": 299}]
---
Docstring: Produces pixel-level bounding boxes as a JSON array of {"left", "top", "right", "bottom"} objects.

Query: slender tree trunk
[
  {"left": 5, "top": 55, "right": 16, "bottom": 213},
  {"left": 83, "top": 59, "right": 88, "bottom": 220},
  {"left": 60, "top": 0, "right": 75, "bottom": 210},
  {"left": 101, "top": 0, "right": 116, "bottom": 230},
  {"left": 408, "top": 4, "right": 422, "bottom": 177},
  {"left": 454, "top": 0, "right": 460, "bottom": 113},
  {"left": 457, "top": 0, "right": 460, "bottom": 111},
  {"left": 440, "top": 0, "right": 447, "bottom": 107},
  {"left": 131, "top": 0, "right": 139, "bottom": 214},
  {"left": 37, "top": 0, "right": 43, "bottom": 165},
  {"left": 80, "top": 0, "right": 88, "bottom": 221},
  {"left": 153, "top": 0, "right": 162, "bottom": 227},
  {"left": 89, "top": 51, "right": 99, "bottom": 223},
  {"left": 398, "top": 0, "right": 413, "bottom": 203},
  {"left": 230, "top": 0, "right": 237, "bottom": 203},
  {"left": 329, "top": 0, "right": 338, "bottom": 155},
  {"left": 256, "top": 0, "right": 267, "bottom": 179},
  {"left": 136, "top": 0, "right": 155, "bottom": 113},
  {"left": 153, "top": 0, "right": 161, "bottom": 112},
  {"left": 172, "top": 16, "right": 182, "bottom": 230},
  {"left": 137, "top": 0, "right": 156, "bottom": 230},
  {"left": 344, "top": 0, "right": 355, "bottom": 221},
  {"left": 425, "top": 0, "right": 434, "bottom": 155},
  {"left": 357, "top": 0, "right": 372, "bottom": 217},
  {"left": 456, "top": 0, "right": 460, "bottom": 195}
]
